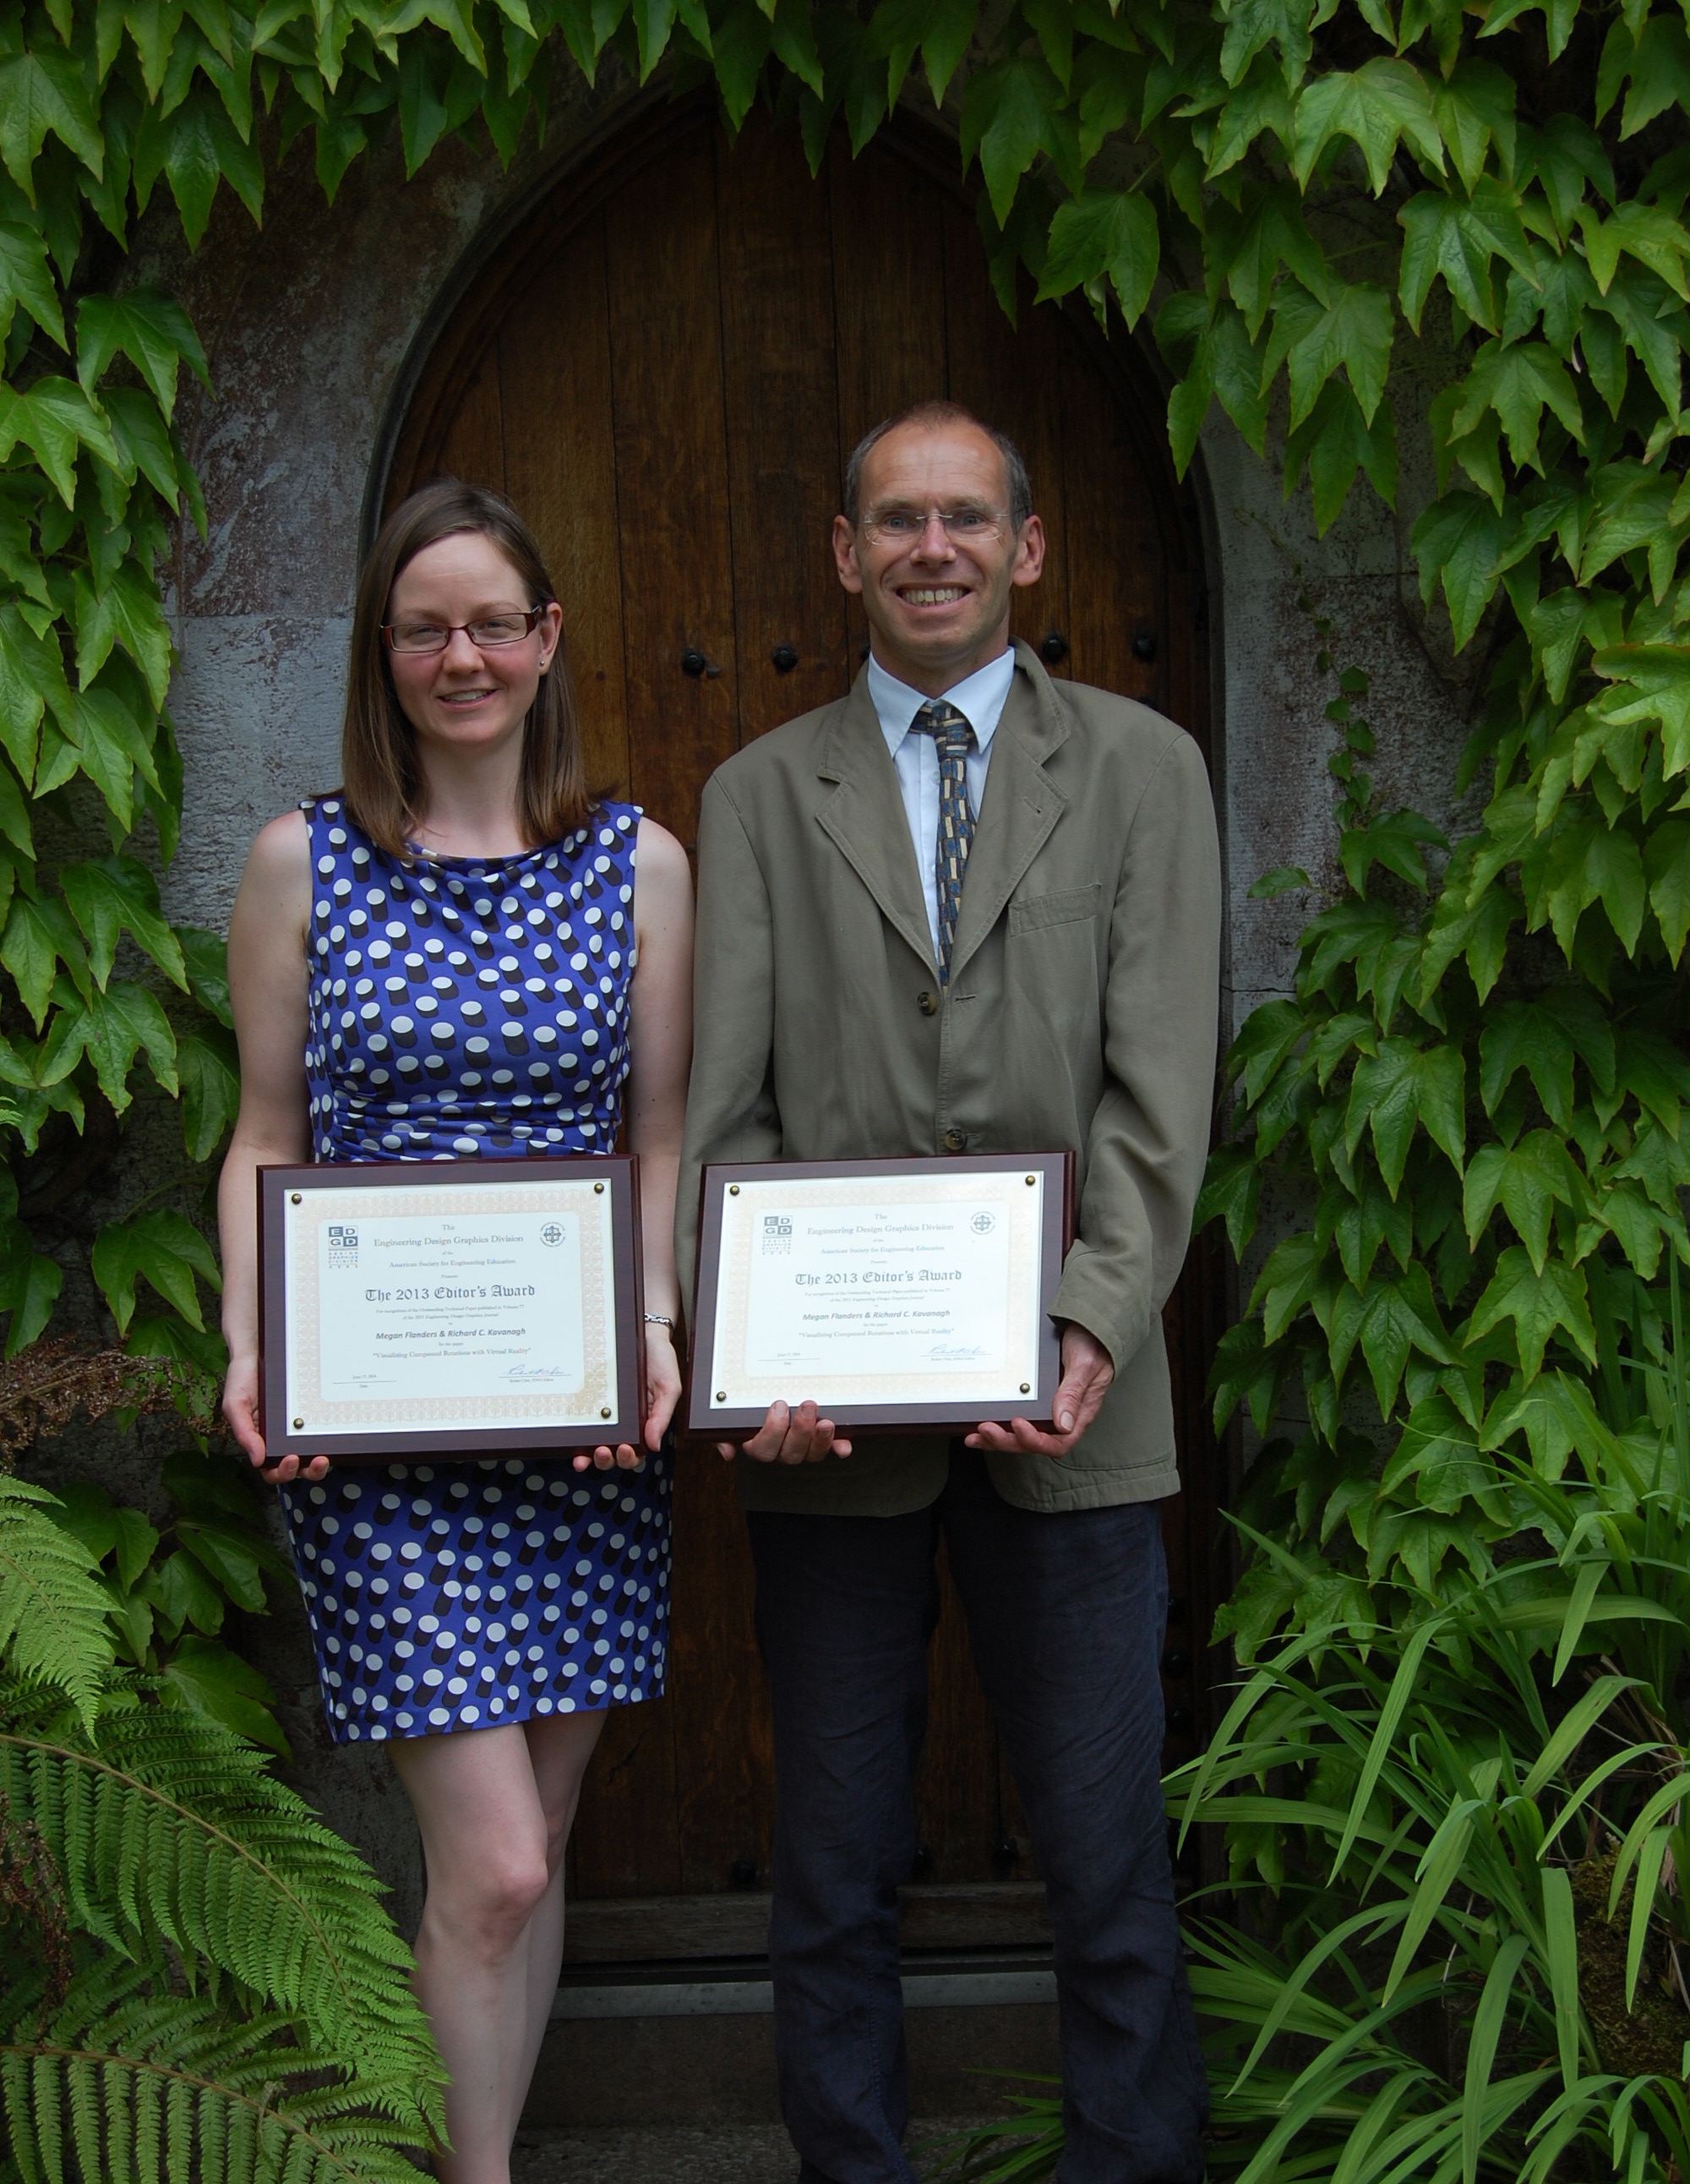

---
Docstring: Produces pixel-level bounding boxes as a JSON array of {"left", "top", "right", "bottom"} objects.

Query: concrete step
[
  {"left": 511, "top": 2119, "right": 999, "bottom": 2182},
  {"left": 523, "top": 1963, "right": 1060, "bottom": 2131}
]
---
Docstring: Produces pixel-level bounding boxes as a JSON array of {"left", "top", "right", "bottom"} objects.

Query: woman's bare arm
[
  {"left": 217, "top": 809, "right": 319, "bottom": 1482},
  {"left": 621, "top": 815, "right": 694, "bottom": 1451}
]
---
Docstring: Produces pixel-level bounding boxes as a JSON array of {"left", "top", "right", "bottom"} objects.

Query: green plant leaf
[
  {"left": 0, "top": 375, "right": 118, "bottom": 506},
  {"left": 77, "top": 980, "right": 180, "bottom": 1110},
  {"left": 75, "top": 287, "right": 210, "bottom": 423},
  {"left": 0, "top": 219, "right": 66, "bottom": 350},
  {"left": 1468, "top": 1245, "right": 1596, "bottom": 1381},
  {"left": 1292, "top": 57, "right": 1444, "bottom": 195},
  {"left": 60, "top": 855, "right": 188, "bottom": 989},
  {"left": 1412, "top": 492, "right": 1512, "bottom": 649},
  {"left": 1398, "top": 180, "right": 1535, "bottom": 333},
  {"left": 90, "top": 1209, "right": 221, "bottom": 1336},
  {"left": 1037, "top": 188, "right": 1158, "bottom": 327},
  {"left": 162, "top": 1631, "right": 290, "bottom": 1754},
  {"left": 0, "top": 46, "right": 104, "bottom": 204}
]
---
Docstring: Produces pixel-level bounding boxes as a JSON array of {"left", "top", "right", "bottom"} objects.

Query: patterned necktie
[{"left": 912, "top": 699, "right": 975, "bottom": 983}]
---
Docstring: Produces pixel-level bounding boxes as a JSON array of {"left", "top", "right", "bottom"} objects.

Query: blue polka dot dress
[{"left": 278, "top": 797, "right": 672, "bottom": 1744}]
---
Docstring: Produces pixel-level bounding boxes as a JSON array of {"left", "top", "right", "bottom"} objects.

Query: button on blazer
[{"left": 678, "top": 639, "right": 1224, "bottom": 1516}]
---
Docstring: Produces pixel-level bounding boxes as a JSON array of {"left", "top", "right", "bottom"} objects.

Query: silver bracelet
[{"left": 643, "top": 1313, "right": 676, "bottom": 1330}]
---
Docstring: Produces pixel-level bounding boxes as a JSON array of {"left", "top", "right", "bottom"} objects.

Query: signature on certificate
[
  {"left": 927, "top": 1343, "right": 989, "bottom": 1362},
  {"left": 503, "top": 1365, "right": 568, "bottom": 1382}
]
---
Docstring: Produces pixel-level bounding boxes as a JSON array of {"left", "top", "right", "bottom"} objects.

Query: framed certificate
[
  {"left": 687, "top": 1152, "right": 1074, "bottom": 1436},
  {"left": 259, "top": 1156, "right": 644, "bottom": 1462}
]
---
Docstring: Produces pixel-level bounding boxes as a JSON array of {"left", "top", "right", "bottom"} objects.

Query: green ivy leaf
[
  {"left": 1463, "top": 1132, "right": 1584, "bottom": 1270},
  {"left": 60, "top": 855, "right": 184, "bottom": 991},
  {"left": 76, "top": 287, "right": 210, "bottom": 423},
  {"left": 132, "top": 80, "right": 265, "bottom": 245},
  {"left": 1412, "top": 491, "right": 1513, "bottom": 649},
  {"left": 1038, "top": 188, "right": 1158, "bottom": 327},
  {"left": 0, "top": 1219, "right": 63, "bottom": 1355},
  {"left": 1429, "top": 57, "right": 1515, "bottom": 193},
  {"left": 874, "top": 0, "right": 980, "bottom": 107},
  {"left": 0, "top": 376, "right": 118, "bottom": 507},
  {"left": 0, "top": 219, "right": 66, "bottom": 351},
  {"left": 960, "top": 55, "right": 1079, "bottom": 226},
  {"left": 1344, "top": 1039, "right": 1466, "bottom": 1194},
  {"left": 1338, "top": 806, "right": 1447, "bottom": 895},
  {"left": 163, "top": 1630, "right": 289, "bottom": 1753},
  {"left": 1196, "top": 1141, "right": 1263, "bottom": 1255},
  {"left": 1451, "top": 339, "right": 1582, "bottom": 475},
  {"left": 1218, "top": 0, "right": 1312, "bottom": 90},
  {"left": 72, "top": 560, "right": 174, "bottom": 707},
  {"left": 1578, "top": 202, "right": 1690, "bottom": 302},
  {"left": 1273, "top": 279, "right": 1394, "bottom": 430},
  {"left": 1326, "top": 1261, "right": 1454, "bottom": 1417},
  {"left": 1589, "top": 644, "right": 1690, "bottom": 779},
  {"left": 1211, "top": 183, "right": 1327, "bottom": 336},
  {"left": 1517, "top": 113, "right": 1614, "bottom": 242},
  {"left": 0, "top": 46, "right": 104, "bottom": 204},
  {"left": 1284, "top": 379, "right": 1397, "bottom": 532},
  {"left": 1, "top": 888, "right": 90, "bottom": 1028},
  {"left": 1467, "top": 1244, "right": 1596, "bottom": 1382},
  {"left": 1644, "top": 816, "right": 1690, "bottom": 964},
  {"left": 1398, "top": 181, "right": 1535, "bottom": 333},
  {"left": 177, "top": 1021, "right": 240, "bottom": 1157},
  {"left": 77, "top": 980, "right": 180, "bottom": 1109},
  {"left": 146, "top": 1542, "right": 226, "bottom": 1634},
  {"left": 1292, "top": 57, "right": 1444, "bottom": 196},
  {"left": 91, "top": 1207, "right": 221, "bottom": 1335}
]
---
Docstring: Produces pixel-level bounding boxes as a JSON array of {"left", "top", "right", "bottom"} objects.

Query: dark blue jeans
[{"left": 746, "top": 1453, "right": 1208, "bottom": 2184}]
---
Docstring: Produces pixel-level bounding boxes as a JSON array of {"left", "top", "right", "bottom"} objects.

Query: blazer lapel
[
  {"left": 949, "top": 641, "right": 1069, "bottom": 983},
  {"left": 815, "top": 670, "right": 938, "bottom": 974}
]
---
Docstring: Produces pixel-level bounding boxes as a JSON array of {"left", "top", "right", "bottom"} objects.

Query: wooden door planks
[
  {"left": 715, "top": 118, "right": 851, "bottom": 736},
  {"left": 602, "top": 125, "right": 739, "bottom": 848},
  {"left": 499, "top": 219, "right": 634, "bottom": 804}
]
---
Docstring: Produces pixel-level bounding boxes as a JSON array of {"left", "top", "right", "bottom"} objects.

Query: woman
[{"left": 218, "top": 480, "right": 693, "bottom": 2184}]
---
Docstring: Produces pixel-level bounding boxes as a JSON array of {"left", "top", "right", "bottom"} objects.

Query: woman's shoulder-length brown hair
[{"left": 342, "top": 479, "right": 591, "bottom": 858}]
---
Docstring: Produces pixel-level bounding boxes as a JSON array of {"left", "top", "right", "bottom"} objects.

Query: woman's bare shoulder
[{"left": 634, "top": 815, "right": 691, "bottom": 887}]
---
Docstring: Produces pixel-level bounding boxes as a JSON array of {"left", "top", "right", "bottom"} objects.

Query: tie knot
[{"left": 913, "top": 700, "right": 973, "bottom": 761}]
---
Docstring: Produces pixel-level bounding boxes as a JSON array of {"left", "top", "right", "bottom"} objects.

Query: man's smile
[{"left": 897, "top": 585, "right": 968, "bottom": 606}]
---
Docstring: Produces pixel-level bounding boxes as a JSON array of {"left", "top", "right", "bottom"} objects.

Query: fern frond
[
  {"left": 1, "top": 1953, "right": 433, "bottom": 2184},
  {"left": 0, "top": 1483, "right": 113, "bottom": 1731},
  {"left": 0, "top": 1699, "right": 444, "bottom": 2132}
]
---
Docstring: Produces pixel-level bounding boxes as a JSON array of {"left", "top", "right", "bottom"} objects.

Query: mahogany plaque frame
[
  {"left": 259, "top": 1155, "right": 645, "bottom": 1463},
  {"left": 688, "top": 1152, "right": 1074, "bottom": 1439}
]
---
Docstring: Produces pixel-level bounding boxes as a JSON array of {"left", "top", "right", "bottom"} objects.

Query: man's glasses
[
  {"left": 383, "top": 609, "right": 546, "bottom": 655},
  {"left": 859, "top": 505, "right": 1009, "bottom": 543}
]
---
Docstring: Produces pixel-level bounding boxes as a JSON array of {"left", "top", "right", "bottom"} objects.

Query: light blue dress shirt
[{"left": 866, "top": 647, "right": 1016, "bottom": 959}]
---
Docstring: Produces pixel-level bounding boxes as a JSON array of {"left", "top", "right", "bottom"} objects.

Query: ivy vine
[{"left": 0, "top": 0, "right": 1684, "bottom": 1657}]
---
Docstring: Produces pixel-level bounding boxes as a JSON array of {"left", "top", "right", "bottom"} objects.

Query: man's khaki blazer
[{"left": 677, "top": 639, "right": 1223, "bottom": 1517}]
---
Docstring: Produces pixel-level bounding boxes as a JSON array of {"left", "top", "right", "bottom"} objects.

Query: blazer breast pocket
[{"left": 1007, "top": 882, "right": 1104, "bottom": 936}]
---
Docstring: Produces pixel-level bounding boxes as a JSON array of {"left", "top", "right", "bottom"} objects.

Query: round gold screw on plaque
[
  {"left": 594, "top": 1181, "right": 604, "bottom": 1193},
  {"left": 729, "top": 1184, "right": 739, "bottom": 1195},
  {"left": 716, "top": 1390, "right": 727, "bottom": 1402},
  {"left": 600, "top": 1406, "right": 612, "bottom": 1419},
  {"left": 292, "top": 1417, "right": 304, "bottom": 1428},
  {"left": 292, "top": 1192, "right": 302, "bottom": 1203},
  {"left": 1020, "top": 1383, "right": 1031, "bottom": 1395},
  {"left": 1025, "top": 1175, "right": 1035, "bottom": 1186}
]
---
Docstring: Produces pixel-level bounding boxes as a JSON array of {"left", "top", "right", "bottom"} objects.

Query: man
[{"left": 679, "top": 401, "right": 1220, "bottom": 2184}]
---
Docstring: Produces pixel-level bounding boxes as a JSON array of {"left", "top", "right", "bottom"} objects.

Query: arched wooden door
[{"left": 383, "top": 102, "right": 1225, "bottom": 1941}]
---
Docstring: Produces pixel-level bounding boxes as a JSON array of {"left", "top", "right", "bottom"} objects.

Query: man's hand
[
  {"left": 964, "top": 1324, "right": 1114, "bottom": 1460},
  {"left": 720, "top": 1399, "right": 854, "bottom": 1466}
]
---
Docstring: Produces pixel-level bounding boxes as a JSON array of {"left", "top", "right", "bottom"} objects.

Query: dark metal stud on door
[
  {"left": 1039, "top": 631, "right": 1069, "bottom": 664},
  {"left": 771, "top": 642, "right": 799, "bottom": 673},
  {"left": 680, "top": 647, "right": 723, "bottom": 679},
  {"left": 1132, "top": 631, "right": 1158, "bottom": 663}
]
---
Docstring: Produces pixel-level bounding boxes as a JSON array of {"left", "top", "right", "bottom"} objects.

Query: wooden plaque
[
  {"left": 259, "top": 1155, "right": 644, "bottom": 1463},
  {"left": 687, "top": 1152, "right": 1074, "bottom": 1438}
]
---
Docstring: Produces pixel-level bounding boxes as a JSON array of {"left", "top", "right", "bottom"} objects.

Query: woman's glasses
[{"left": 383, "top": 609, "right": 546, "bottom": 655}]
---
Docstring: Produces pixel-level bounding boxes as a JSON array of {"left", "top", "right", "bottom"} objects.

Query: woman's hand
[
  {"left": 571, "top": 1325, "right": 682, "bottom": 1471},
  {"left": 222, "top": 1351, "right": 330, "bottom": 1486}
]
